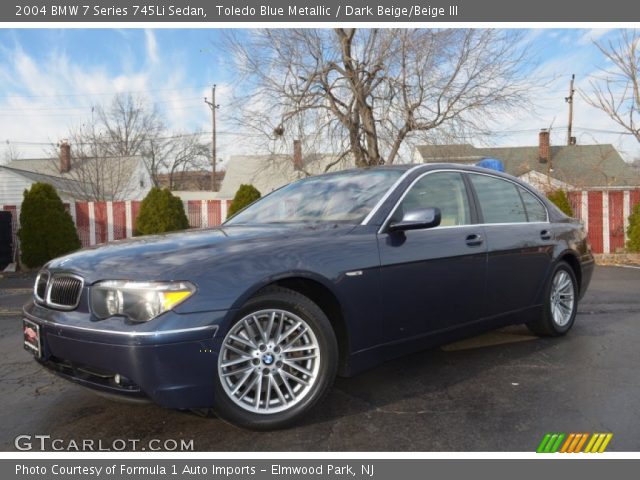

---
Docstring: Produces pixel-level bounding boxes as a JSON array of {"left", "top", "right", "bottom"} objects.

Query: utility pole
[
  {"left": 204, "top": 85, "right": 219, "bottom": 191},
  {"left": 565, "top": 74, "right": 575, "bottom": 146}
]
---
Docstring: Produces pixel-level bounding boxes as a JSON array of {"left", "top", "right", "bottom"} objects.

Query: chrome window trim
[
  {"left": 482, "top": 221, "right": 551, "bottom": 227},
  {"left": 44, "top": 273, "right": 85, "bottom": 311},
  {"left": 360, "top": 165, "right": 426, "bottom": 226},
  {"left": 376, "top": 168, "right": 552, "bottom": 234},
  {"left": 23, "top": 311, "right": 219, "bottom": 337}
]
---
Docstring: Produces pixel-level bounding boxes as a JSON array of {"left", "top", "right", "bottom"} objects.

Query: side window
[
  {"left": 470, "top": 174, "right": 527, "bottom": 224},
  {"left": 394, "top": 172, "right": 471, "bottom": 226},
  {"left": 519, "top": 187, "right": 548, "bottom": 222}
]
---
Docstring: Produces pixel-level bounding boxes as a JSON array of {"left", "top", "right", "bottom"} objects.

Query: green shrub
[
  {"left": 18, "top": 182, "right": 81, "bottom": 268},
  {"left": 228, "top": 184, "right": 261, "bottom": 217},
  {"left": 627, "top": 202, "right": 640, "bottom": 252},
  {"left": 546, "top": 189, "right": 574, "bottom": 217},
  {"left": 135, "top": 187, "right": 189, "bottom": 236}
]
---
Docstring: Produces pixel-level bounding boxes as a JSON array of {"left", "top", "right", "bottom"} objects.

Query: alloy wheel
[
  {"left": 218, "top": 309, "right": 321, "bottom": 414},
  {"left": 550, "top": 270, "right": 575, "bottom": 327}
]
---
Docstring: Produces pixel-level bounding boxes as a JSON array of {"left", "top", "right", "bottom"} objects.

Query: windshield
[{"left": 225, "top": 169, "right": 404, "bottom": 225}]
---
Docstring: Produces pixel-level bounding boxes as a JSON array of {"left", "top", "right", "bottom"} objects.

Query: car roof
[{"left": 312, "top": 162, "right": 523, "bottom": 180}]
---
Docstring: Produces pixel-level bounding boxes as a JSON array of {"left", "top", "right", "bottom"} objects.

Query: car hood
[{"left": 46, "top": 223, "right": 355, "bottom": 284}]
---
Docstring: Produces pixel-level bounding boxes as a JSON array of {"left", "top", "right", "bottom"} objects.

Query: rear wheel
[
  {"left": 527, "top": 261, "right": 578, "bottom": 336},
  {"left": 213, "top": 287, "right": 338, "bottom": 430}
]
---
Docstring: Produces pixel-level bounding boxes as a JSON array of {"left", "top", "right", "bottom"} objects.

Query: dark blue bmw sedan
[{"left": 23, "top": 164, "right": 594, "bottom": 429}]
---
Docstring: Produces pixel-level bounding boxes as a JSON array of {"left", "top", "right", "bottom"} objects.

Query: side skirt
[{"left": 339, "top": 305, "right": 543, "bottom": 377}]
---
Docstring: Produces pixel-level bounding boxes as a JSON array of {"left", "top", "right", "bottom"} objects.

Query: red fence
[
  {"left": 2, "top": 190, "right": 640, "bottom": 262},
  {"left": 567, "top": 189, "right": 640, "bottom": 254},
  {"left": 0, "top": 198, "right": 232, "bottom": 261}
]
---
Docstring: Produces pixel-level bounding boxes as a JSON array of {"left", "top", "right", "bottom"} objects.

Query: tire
[
  {"left": 213, "top": 286, "right": 338, "bottom": 430},
  {"left": 527, "top": 261, "right": 578, "bottom": 337}
]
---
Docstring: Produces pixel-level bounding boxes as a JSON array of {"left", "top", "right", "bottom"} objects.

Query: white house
[
  {"left": 218, "top": 140, "right": 352, "bottom": 198},
  {"left": 0, "top": 141, "right": 152, "bottom": 205},
  {"left": 0, "top": 165, "right": 79, "bottom": 205}
]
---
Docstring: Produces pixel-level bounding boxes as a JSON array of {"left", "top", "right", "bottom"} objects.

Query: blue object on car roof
[{"left": 476, "top": 158, "right": 505, "bottom": 172}]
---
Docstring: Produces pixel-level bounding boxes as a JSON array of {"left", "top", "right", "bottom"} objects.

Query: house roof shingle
[
  {"left": 416, "top": 143, "right": 640, "bottom": 188},
  {"left": 4, "top": 155, "right": 149, "bottom": 200},
  {"left": 6, "top": 156, "right": 144, "bottom": 180},
  {"left": 0, "top": 164, "right": 88, "bottom": 195}
]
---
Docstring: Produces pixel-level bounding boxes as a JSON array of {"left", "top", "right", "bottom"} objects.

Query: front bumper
[{"left": 23, "top": 301, "right": 231, "bottom": 409}]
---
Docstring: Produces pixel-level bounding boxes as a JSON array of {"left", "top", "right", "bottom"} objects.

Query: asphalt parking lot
[{"left": 1, "top": 265, "right": 639, "bottom": 451}]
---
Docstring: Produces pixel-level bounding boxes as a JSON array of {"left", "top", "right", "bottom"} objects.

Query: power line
[
  {"left": 0, "top": 85, "right": 211, "bottom": 100},
  {"left": 0, "top": 97, "right": 206, "bottom": 112},
  {"left": 572, "top": 126, "right": 637, "bottom": 135},
  {"left": 4, "top": 131, "right": 262, "bottom": 146},
  {"left": 0, "top": 103, "right": 210, "bottom": 117},
  {"left": 489, "top": 126, "right": 635, "bottom": 136}
]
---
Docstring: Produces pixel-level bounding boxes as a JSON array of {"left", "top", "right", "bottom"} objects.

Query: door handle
[
  {"left": 540, "top": 229, "right": 553, "bottom": 240},
  {"left": 465, "top": 233, "right": 483, "bottom": 247}
]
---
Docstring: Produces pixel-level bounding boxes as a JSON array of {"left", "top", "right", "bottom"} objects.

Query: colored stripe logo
[{"left": 537, "top": 433, "right": 613, "bottom": 453}]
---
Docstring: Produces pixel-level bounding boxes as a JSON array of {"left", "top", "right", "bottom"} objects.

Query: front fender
[{"left": 229, "top": 269, "right": 343, "bottom": 312}]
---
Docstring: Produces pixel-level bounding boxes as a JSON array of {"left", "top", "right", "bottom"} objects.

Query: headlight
[{"left": 91, "top": 280, "right": 195, "bottom": 322}]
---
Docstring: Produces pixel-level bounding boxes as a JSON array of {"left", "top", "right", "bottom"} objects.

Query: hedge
[
  {"left": 228, "top": 184, "right": 261, "bottom": 217},
  {"left": 627, "top": 202, "right": 640, "bottom": 252},
  {"left": 546, "top": 189, "right": 574, "bottom": 217},
  {"left": 135, "top": 187, "right": 189, "bottom": 236},
  {"left": 18, "top": 182, "right": 81, "bottom": 268}
]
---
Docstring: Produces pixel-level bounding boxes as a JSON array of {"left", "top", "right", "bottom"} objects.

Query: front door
[{"left": 377, "top": 171, "right": 487, "bottom": 342}]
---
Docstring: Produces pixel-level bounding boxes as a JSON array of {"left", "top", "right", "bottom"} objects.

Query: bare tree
[
  {"left": 148, "top": 134, "right": 211, "bottom": 190},
  {"left": 2, "top": 141, "right": 22, "bottom": 164},
  {"left": 96, "top": 93, "right": 164, "bottom": 157},
  {"left": 98, "top": 95, "right": 210, "bottom": 189},
  {"left": 59, "top": 118, "right": 140, "bottom": 201},
  {"left": 225, "top": 29, "right": 533, "bottom": 168},
  {"left": 584, "top": 29, "right": 640, "bottom": 143},
  {"left": 56, "top": 94, "right": 210, "bottom": 200}
]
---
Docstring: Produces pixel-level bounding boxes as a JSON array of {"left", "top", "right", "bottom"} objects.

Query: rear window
[
  {"left": 519, "top": 187, "right": 548, "bottom": 222},
  {"left": 469, "top": 174, "right": 527, "bottom": 223}
]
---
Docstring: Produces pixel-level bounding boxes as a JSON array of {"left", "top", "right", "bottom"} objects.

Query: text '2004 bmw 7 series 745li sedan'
[{"left": 23, "top": 164, "right": 594, "bottom": 429}]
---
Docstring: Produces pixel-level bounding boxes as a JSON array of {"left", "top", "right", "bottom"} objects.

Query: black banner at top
[{"left": 3, "top": 0, "right": 640, "bottom": 23}]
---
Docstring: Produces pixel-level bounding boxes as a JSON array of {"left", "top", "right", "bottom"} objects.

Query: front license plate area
[{"left": 23, "top": 318, "right": 41, "bottom": 359}]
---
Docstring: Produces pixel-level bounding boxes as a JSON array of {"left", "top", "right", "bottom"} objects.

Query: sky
[{"left": 0, "top": 28, "right": 638, "bottom": 167}]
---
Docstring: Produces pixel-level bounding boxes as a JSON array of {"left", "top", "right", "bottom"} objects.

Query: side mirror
[{"left": 388, "top": 207, "right": 441, "bottom": 232}]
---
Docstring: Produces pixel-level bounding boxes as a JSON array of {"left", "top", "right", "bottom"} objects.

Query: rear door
[
  {"left": 467, "top": 173, "right": 554, "bottom": 318},
  {"left": 377, "top": 171, "right": 487, "bottom": 342}
]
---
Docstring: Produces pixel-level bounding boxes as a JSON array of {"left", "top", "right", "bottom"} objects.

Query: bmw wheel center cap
[{"left": 262, "top": 354, "right": 274, "bottom": 365}]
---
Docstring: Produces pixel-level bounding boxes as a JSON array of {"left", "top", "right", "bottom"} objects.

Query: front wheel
[
  {"left": 527, "top": 261, "right": 578, "bottom": 336},
  {"left": 213, "top": 287, "right": 338, "bottom": 430}
]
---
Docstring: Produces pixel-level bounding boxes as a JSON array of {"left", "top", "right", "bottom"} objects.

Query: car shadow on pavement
[
  {"left": 0, "top": 321, "right": 586, "bottom": 451},
  {"left": 303, "top": 325, "right": 559, "bottom": 426}
]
